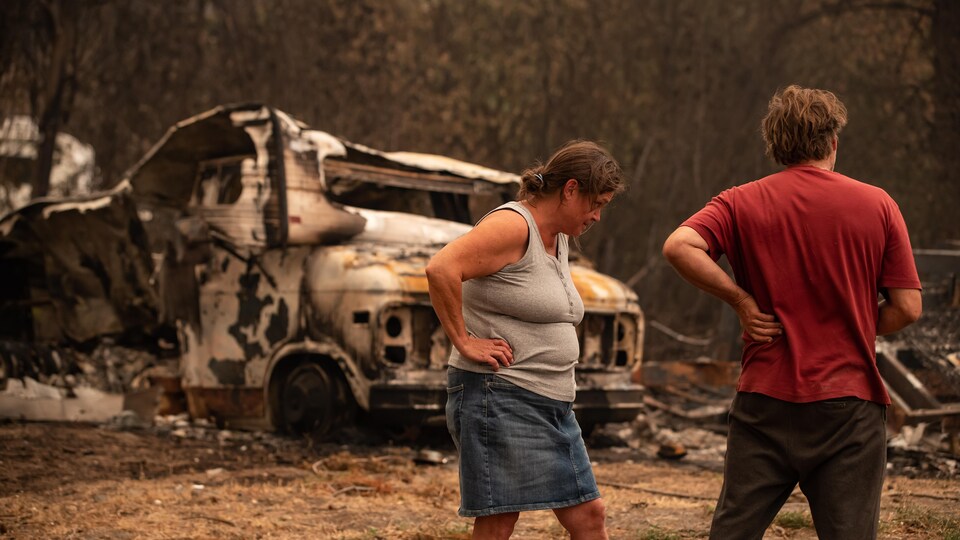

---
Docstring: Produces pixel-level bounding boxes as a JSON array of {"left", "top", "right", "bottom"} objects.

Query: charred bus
[{"left": 118, "top": 104, "right": 646, "bottom": 435}]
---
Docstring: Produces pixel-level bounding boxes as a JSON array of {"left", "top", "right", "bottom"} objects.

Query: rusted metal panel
[{"left": 184, "top": 387, "right": 265, "bottom": 428}]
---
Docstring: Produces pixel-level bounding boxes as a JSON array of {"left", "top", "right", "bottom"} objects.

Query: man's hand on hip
[{"left": 734, "top": 294, "right": 783, "bottom": 343}]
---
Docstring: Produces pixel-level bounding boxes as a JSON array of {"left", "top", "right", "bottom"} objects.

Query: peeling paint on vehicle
[
  {"left": 207, "top": 358, "right": 247, "bottom": 386},
  {"left": 116, "top": 104, "right": 646, "bottom": 433}
]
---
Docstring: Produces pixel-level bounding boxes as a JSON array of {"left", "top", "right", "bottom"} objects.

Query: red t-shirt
[{"left": 683, "top": 165, "right": 921, "bottom": 404}]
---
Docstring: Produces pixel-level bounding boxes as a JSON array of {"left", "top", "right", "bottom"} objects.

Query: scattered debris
[
  {"left": 413, "top": 449, "right": 449, "bottom": 465},
  {"left": 879, "top": 247, "right": 960, "bottom": 466},
  {"left": 185, "top": 514, "right": 236, "bottom": 527},
  {"left": 0, "top": 376, "right": 123, "bottom": 423},
  {"left": 656, "top": 443, "right": 688, "bottom": 460},
  {"left": 331, "top": 486, "right": 375, "bottom": 497},
  {"left": 595, "top": 479, "right": 716, "bottom": 501},
  {"left": 887, "top": 423, "right": 960, "bottom": 478},
  {"left": 0, "top": 341, "right": 166, "bottom": 425}
]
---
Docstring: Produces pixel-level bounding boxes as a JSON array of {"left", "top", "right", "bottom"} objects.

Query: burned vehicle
[{"left": 4, "top": 104, "right": 645, "bottom": 436}]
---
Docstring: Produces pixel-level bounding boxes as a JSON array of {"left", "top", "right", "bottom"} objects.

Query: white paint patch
[
  {"left": 345, "top": 206, "right": 470, "bottom": 245},
  {"left": 384, "top": 151, "right": 519, "bottom": 185},
  {"left": 40, "top": 194, "right": 114, "bottom": 219}
]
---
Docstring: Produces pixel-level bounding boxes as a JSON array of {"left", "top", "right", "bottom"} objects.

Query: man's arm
[
  {"left": 662, "top": 226, "right": 783, "bottom": 342},
  {"left": 877, "top": 288, "right": 922, "bottom": 335}
]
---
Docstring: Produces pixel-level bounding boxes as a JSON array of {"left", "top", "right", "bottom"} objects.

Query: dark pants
[{"left": 710, "top": 392, "right": 887, "bottom": 540}]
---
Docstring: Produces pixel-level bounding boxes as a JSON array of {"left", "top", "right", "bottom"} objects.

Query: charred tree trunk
[
  {"left": 30, "top": 0, "right": 77, "bottom": 199},
  {"left": 932, "top": 0, "right": 960, "bottom": 241},
  {"left": 32, "top": 74, "right": 65, "bottom": 198}
]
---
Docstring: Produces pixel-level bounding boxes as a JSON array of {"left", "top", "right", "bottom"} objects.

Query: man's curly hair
[{"left": 761, "top": 85, "right": 848, "bottom": 166}]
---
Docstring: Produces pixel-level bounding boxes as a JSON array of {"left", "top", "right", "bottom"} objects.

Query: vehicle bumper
[{"left": 369, "top": 378, "right": 645, "bottom": 426}]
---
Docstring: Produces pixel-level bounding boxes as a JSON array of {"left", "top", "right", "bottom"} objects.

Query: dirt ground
[{"left": 1, "top": 421, "right": 958, "bottom": 540}]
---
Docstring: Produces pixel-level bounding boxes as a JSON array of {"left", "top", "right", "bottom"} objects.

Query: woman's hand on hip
[{"left": 457, "top": 337, "right": 513, "bottom": 371}]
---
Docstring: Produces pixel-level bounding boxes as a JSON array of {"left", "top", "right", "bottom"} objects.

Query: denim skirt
[{"left": 446, "top": 367, "right": 600, "bottom": 517}]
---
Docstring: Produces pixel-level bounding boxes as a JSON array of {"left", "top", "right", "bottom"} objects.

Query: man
[{"left": 662, "top": 85, "right": 922, "bottom": 540}]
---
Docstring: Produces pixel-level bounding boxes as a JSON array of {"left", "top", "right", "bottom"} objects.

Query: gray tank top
[{"left": 448, "top": 201, "right": 585, "bottom": 402}]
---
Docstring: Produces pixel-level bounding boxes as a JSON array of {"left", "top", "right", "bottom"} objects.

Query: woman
[{"left": 425, "top": 140, "right": 626, "bottom": 540}]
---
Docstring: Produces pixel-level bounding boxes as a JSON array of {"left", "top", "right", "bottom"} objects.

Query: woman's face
[{"left": 562, "top": 188, "right": 614, "bottom": 237}]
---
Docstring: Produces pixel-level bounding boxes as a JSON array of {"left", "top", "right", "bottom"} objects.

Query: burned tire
[
  {"left": 280, "top": 363, "right": 335, "bottom": 437},
  {"left": 328, "top": 370, "right": 356, "bottom": 429}
]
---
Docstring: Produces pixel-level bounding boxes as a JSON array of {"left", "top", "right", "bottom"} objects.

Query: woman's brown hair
[
  {"left": 518, "top": 140, "right": 626, "bottom": 201},
  {"left": 761, "top": 85, "right": 848, "bottom": 166}
]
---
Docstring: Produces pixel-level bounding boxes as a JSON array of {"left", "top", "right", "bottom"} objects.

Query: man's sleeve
[
  {"left": 879, "top": 198, "right": 921, "bottom": 290},
  {"left": 681, "top": 189, "right": 736, "bottom": 262}
]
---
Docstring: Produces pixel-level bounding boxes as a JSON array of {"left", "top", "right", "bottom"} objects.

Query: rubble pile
[
  {"left": 885, "top": 305, "right": 960, "bottom": 400},
  {"left": 595, "top": 353, "right": 960, "bottom": 480},
  {"left": 887, "top": 424, "right": 960, "bottom": 478},
  {"left": 0, "top": 340, "right": 171, "bottom": 424},
  {"left": 151, "top": 413, "right": 302, "bottom": 453},
  {"left": 588, "top": 383, "right": 733, "bottom": 471},
  {"left": 885, "top": 264, "right": 959, "bottom": 389},
  {"left": 0, "top": 340, "right": 163, "bottom": 395}
]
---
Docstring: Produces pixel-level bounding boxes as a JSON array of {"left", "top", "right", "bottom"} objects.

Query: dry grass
[{"left": 1, "top": 423, "right": 957, "bottom": 539}]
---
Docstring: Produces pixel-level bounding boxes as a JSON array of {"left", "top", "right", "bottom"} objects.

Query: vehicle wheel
[
  {"left": 329, "top": 372, "right": 356, "bottom": 429},
  {"left": 280, "top": 363, "right": 335, "bottom": 437}
]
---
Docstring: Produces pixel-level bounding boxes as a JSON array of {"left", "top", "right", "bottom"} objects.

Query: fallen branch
[
  {"left": 331, "top": 485, "right": 375, "bottom": 497},
  {"left": 370, "top": 455, "right": 411, "bottom": 463},
  {"left": 663, "top": 384, "right": 728, "bottom": 406},
  {"left": 598, "top": 480, "right": 715, "bottom": 501},
  {"left": 187, "top": 514, "right": 237, "bottom": 527},
  {"left": 647, "top": 320, "right": 713, "bottom": 346},
  {"left": 888, "top": 491, "right": 960, "bottom": 502},
  {"left": 643, "top": 395, "right": 727, "bottom": 420}
]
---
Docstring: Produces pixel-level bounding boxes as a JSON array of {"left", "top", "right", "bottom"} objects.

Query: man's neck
[
  {"left": 797, "top": 157, "right": 833, "bottom": 171},
  {"left": 798, "top": 146, "right": 837, "bottom": 171}
]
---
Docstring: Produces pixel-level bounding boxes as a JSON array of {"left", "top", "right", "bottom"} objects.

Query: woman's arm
[{"left": 425, "top": 210, "right": 527, "bottom": 370}]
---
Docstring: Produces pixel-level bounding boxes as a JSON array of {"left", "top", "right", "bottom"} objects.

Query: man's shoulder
[
  {"left": 832, "top": 173, "right": 899, "bottom": 212},
  {"left": 755, "top": 168, "right": 891, "bottom": 198},
  {"left": 828, "top": 169, "right": 887, "bottom": 191}
]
